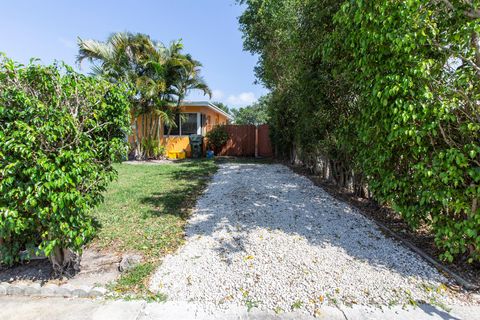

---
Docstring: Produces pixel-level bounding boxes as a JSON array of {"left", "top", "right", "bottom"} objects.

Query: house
[{"left": 130, "top": 101, "right": 232, "bottom": 158}]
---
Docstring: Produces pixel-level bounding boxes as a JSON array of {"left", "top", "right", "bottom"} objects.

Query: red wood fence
[
  {"left": 257, "top": 124, "right": 273, "bottom": 157},
  {"left": 218, "top": 124, "right": 273, "bottom": 157}
]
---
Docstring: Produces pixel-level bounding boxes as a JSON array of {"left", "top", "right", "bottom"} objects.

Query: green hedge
[
  {"left": 239, "top": 0, "right": 480, "bottom": 263},
  {"left": 0, "top": 56, "right": 131, "bottom": 266},
  {"left": 206, "top": 125, "right": 229, "bottom": 154}
]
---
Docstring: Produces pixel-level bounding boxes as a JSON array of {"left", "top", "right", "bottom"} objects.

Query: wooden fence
[
  {"left": 218, "top": 124, "right": 273, "bottom": 157},
  {"left": 257, "top": 124, "right": 273, "bottom": 157}
]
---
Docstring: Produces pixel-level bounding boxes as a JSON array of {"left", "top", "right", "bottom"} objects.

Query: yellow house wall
[{"left": 129, "top": 105, "right": 229, "bottom": 156}]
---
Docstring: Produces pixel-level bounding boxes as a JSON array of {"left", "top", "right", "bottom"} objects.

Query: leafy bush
[
  {"left": 0, "top": 56, "right": 131, "bottom": 272},
  {"left": 141, "top": 137, "right": 166, "bottom": 159},
  {"left": 330, "top": 0, "right": 480, "bottom": 263},
  {"left": 239, "top": 0, "right": 480, "bottom": 263},
  {"left": 205, "top": 125, "right": 229, "bottom": 154}
]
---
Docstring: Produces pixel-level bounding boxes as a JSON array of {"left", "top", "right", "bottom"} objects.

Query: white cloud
[
  {"left": 226, "top": 92, "right": 257, "bottom": 107},
  {"left": 211, "top": 89, "right": 224, "bottom": 100},
  {"left": 58, "top": 37, "right": 76, "bottom": 49}
]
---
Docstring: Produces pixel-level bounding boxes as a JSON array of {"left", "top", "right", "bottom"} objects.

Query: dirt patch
[
  {"left": 287, "top": 163, "right": 480, "bottom": 291},
  {"left": 0, "top": 259, "right": 52, "bottom": 283},
  {"left": 0, "top": 248, "right": 121, "bottom": 287}
]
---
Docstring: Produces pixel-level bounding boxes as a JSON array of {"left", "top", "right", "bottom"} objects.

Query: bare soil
[{"left": 0, "top": 248, "right": 121, "bottom": 287}]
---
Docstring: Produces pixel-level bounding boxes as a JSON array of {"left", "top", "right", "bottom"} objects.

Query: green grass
[
  {"left": 91, "top": 159, "right": 217, "bottom": 296},
  {"left": 107, "top": 262, "right": 167, "bottom": 301}
]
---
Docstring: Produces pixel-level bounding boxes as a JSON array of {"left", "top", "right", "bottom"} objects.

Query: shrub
[
  {"left": 0, "top": 56, "right": 131, "bottom": 273},
  {"left": 205, "top": 125, "right": 229, "bottom": 154},
  {"left": 141, "top": 137, "right": 166, "bottom": 159},
  {"left": 330, "top": 0, "right": 480, "bottom": 263}
]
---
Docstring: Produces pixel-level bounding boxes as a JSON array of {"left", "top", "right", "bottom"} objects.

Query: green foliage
[
  {"left": 205, "top": 125, "right": 229, "bottom": 154},
  {"left": 238, "top": 0, "right": 480, "bottom": 262},
  {"left": 0, "top": 56, "right": 131, "bottom": 265},
  {"left": 232, "top": 95, "right": 270, "bottom": 125},
  {"left": 291, "top": 300, "right": 303, "bottom": 310},
  {"left": 212, "top": 101, "right": 232, "bottom": 115},
  {"left": 78, "top": 32, "right": 211, "bottom": 160},
  {"left": 141, "top": 137, "right": 166, "bottom": 159}
]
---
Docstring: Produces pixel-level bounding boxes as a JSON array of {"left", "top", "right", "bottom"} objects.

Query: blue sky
[{"left": 0, "top": 0, "right": 267, "bottom": 108}]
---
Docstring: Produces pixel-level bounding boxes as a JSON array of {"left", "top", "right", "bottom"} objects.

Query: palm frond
[{"left": 76, "top": 38, "right": 114, "bottom": 65}]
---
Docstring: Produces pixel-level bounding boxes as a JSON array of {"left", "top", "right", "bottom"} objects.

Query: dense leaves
[
  {"left": 239, "top": 0, "right": 480, "bottom": 263},
  {"left": 232, "top": 95, "right": 270, "bottom": 125},
  {"left": 0, "top": 56, "right": 131, "bottom": 266},
  {"left": 205, "top": 126, "right": 229, "bottom": 154},
  {"left": 212, "top": 101, "right": 232, "bottom": 115}
]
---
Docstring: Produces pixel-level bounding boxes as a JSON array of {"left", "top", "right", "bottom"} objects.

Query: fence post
[{"left": 255, "top": 125, "right": 259, "bottom": 158}]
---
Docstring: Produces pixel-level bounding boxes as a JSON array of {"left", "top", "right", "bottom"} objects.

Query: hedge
[
  {"left": 0, "top": 56, "right": 131, "bottom": 272},
  {"left": 239, "top": 0, "right": 480, "bottom": 263}
]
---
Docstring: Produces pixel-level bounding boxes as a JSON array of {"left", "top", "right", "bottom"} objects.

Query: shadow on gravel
[{"left": 185, "top": 162, "right": 448, "bottom": 283}]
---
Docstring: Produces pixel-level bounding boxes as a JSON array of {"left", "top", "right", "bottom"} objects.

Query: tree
[
  {"left": 212, "top": 101, "right": 231, "bottom": 115},
  {"left": 165, "top": 53, "right": 211, "bottom": 136},
  {"left": 0, "top": 56, "right": 131, "bottom": 274},
  {"left": 232, "top": 95, "right": 270, "bottom": 125},
  {"left": 77, "top": 32, "right": 211, "bottom": 159},
  {"left": 330, "top": 0, "right": 480, "bottom": 263},
  {"left": 169, "top": 54, "right": 211, "bottom": 109}
]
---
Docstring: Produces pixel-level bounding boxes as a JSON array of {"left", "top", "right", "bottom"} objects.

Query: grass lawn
[{"left": 90, "top": 159, "right": 217, "bottom": 297}]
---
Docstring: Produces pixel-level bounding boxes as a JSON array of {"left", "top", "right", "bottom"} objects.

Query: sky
[{"left": 0, "top": 0, "right": 267, "bottom": 108}]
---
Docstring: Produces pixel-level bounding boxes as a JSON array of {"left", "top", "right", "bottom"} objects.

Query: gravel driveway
[{"left": 150, "top": 163, "right": 460, "bottom": 315}]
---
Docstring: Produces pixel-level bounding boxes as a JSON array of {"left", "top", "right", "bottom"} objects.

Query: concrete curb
[{"left": 0, "top": 282, "right": 107, "bottom": 298}]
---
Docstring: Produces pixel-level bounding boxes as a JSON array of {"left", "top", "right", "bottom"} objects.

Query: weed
[{"left": 291, "top": 300, "right": 303, "bottom": 310}]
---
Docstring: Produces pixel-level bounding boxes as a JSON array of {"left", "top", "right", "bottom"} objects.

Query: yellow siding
[{"left": 163, "top": 136, "right": 191, "bottom": 154}]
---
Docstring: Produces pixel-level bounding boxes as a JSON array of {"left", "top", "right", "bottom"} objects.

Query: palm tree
[
  {"left": 77, "top": 32, "right": 150, "bottom": 82},
  {"left": 171, "top": 54, "right": 212, "bottom": 109},
  {"left": 77, "top": 33, "right": 162, "bottom": 158},
  {"left": 76, "top": 32, "right": 211, "bottom": 159},
  {"left": 161, "top": 54, "right": 211, "bottom": 136}
]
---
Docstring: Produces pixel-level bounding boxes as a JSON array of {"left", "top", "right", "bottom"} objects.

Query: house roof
[{"left": 182, "top": 101, "right": 233, "bottom": 120}]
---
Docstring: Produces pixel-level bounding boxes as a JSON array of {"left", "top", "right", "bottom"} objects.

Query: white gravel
[{"left": 150, "top": 163, "right": 460, "bottom": 315}]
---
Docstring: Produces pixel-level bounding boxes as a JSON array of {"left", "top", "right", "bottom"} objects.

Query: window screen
[{"left": 181, "top": 113, "right": 198, "bottom": 135}]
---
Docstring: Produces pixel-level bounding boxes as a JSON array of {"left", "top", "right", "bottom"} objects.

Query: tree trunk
[
  {"left": 131, "top": 117, "right": 139, "bottom": 160},
  {"left": 142, "top": 113, "right": 146, "bottom": 139},
  {"left": 150, "top": 112, "right": 156, "bottom": 138},
  {"left": 134, "top": 118, "right": 142, "bottom": 160},
  {"left": 471, "top": 31, "right": 480, "bottom": 77},
  {"left": 49, "top": 247, "right": 81, "bottom": 277}
]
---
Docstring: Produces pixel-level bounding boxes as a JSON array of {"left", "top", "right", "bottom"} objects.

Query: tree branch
[{"left": 439, "top": 0, "right": 480, "bottom": 19}]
